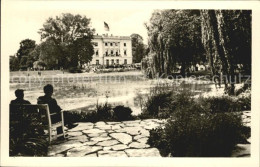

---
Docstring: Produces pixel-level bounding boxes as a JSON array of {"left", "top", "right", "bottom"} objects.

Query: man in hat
[{"left": 10, "top": 89, "right": 31, "bottom": 104}]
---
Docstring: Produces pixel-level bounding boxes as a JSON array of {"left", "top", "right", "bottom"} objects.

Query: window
[
  {"left": 111, "top": 59, "right": 114, "bottom": 65},
  {"left": 124, "top": 59, "right": 127, "bottom": 65},
  {"left": 96, "top": 50, "right": 99, "bottom": 56},
  {"left": 116, "top": 59, "right": 119, "bottom": 64},
  {"left": 124, "top": 43, "right": 126, "bottom": 47},
  {"left": 96, "top": 60, "right": 99, "bottom": 65},
  {"left": 115, "top": 43, "right": 118, "bottom": 46},
  {"left": 111, "top": 50, "right": 113, "bottom": 55},
  {"left": 116, "top": 51, "right": 118, "bottom": 56},
  {"left": 110, "top": 43, "right": 113, "bottom": 46},
  {"left": 106, "top": 51, "right": 108, "bottom": 56},
  {"left": 106, "top": 59, "right": 109, "bottom": 66},
  {"left": 105, "top": 43, "right": 108, "bottom": 46},
  {"left": 124, "top": 50, "right": 127, "bottom": 56}
]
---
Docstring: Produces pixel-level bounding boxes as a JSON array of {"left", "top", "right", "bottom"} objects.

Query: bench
[{"left": 10, "top": 104, "right": 66, "bottom": 144}]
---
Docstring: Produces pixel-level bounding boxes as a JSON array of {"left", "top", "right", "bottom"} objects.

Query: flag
[{"left": 104, "top": 22, "right": 109, "bottom": 31}]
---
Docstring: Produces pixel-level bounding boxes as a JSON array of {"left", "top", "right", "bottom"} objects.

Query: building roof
[{"left": 93, "top": 34, "right": 131, "bottom": 40}]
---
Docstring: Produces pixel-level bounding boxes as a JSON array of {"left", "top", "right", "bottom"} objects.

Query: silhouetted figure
[
  {"left": 37, "top": 84, "right": 77, "bottom": 137},
  {"left": 10, "top": 89, "right": 31, "bottom": 105}
]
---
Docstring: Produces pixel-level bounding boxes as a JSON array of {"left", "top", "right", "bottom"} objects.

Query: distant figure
[
  {"left": 10, "top": 89, "right": 31, "bottom": 105},
  {"left": 37, "top": 84, "right": 77, "bottom": 135}
]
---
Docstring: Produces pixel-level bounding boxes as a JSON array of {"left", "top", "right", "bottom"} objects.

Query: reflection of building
[{"left": 90, "top": 34, "right": 132, "bottom": 66}]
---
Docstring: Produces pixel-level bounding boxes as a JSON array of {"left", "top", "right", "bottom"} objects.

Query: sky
[{"left": 2, "top": 1, "right": 154, "bottom": 57}]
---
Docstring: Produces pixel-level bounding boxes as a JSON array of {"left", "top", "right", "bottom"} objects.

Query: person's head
[
  {"left": 43, "top": 84, "right": 54, "bottom": 97},
  {"left": 15, "top": 89, "right": 24, "bottom": 99}
]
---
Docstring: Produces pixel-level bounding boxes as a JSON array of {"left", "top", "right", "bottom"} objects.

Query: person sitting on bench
[
  {"left": 37, "top": 84, "right": 78, "bottom": 137},
  {"left": 10, "top": 89, "right": 31, "bottom": 105}
]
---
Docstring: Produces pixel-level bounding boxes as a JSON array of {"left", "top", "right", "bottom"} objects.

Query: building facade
[{"left": 90, "top": 34, "right": 132, "bottom": 66}]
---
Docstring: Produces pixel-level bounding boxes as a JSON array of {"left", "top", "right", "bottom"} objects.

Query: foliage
[
  {"left": 113, "top": 105, "right": 133, "bottom": 121},
  {"left": 201, "top": 10, "right": 251, "bottom": 95},
  {"left": 131, "top": 33, "right": 146, "bottom": 63},
  {"left": 38, "top": 13, "right": 95, "bottom": 69},
  {"left": 95, "top": 102, "right": 113, "bottom": 121},
  {"left": 144, "top": 91, "right": 173, "bottom": 117},
  {"left": 146, "top": 10, "right": 205, "bottom": 76},
  {"left": 10, "top": 106, "right": 48, "bottom": 156},
  {"left": 10, "top": 56, "right": 20, "bottom": 71},
  {"left": 16, "top": 39, "right": 36, "bottom": 67},
  {"left": 199, "top": 96, "right": 240, "bottom": 113},
  {"left": 68, "top": 67, "right": 83, "bottom": 73},
  {"left": 148, "top": 99, "right": 250, "bottom": 157}
]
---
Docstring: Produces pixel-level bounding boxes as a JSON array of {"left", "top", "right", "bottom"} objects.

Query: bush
[
  {"left": 68, "top": 67, "right": 83, "bottom": 73},
  {"left": 113, "top": 105, "right": 133, "bottom": 121},
  {"left": 10, "top": 106, "right": 48, "bottom": 156},
  {"left": 148, "top": 104, "right": 250, "bottom": 157},
  {"left": 144, "top": 91, "right": 173, "bottom": 117},
  {"left": 96, "top": 102, "right": 113, "bottom": 121},
  {"left": 199, "top": 96, "right": 240, "bottom": 113}
]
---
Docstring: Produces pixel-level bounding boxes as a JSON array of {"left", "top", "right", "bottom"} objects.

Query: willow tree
[
  {"left": 146, "top": 10, "right": 204, "bottom": 77},
  {"left": 201, "top": 10, "right": 251, "bottom": 95}
]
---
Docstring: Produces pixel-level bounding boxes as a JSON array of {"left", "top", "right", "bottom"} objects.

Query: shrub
[
  {"left": 148, "top": 105, "right": 250, "bottom": 157},
  {"left": 10, "top": 106, "right": 48, "bottom": 156},
  {"left": 199, "top": 96, "right": 239, "bottom": 113},
  {"left": 113, "top": 105, "right": 133, "bottom": 121},
  {"left": 145, "top": 91, "right": 173, "bottom": 117},
  {"left": 68, "top": 67, "right": 83, "bottom": 73}
]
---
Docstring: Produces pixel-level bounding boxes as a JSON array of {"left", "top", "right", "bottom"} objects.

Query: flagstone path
[
  {"left": 48, "top": 119, "right": 166, "bottom": 157},
  {"left": 48, "top": 111, "right": 251, "bottom": 157}
]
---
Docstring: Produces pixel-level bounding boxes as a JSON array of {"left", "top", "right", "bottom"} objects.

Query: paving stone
[
  {"left": 125, "top": 148, "right": 161, "bottom": 157},
  {"left": 231, "top": 144, "right": 251, "bottom": 157},
  {"left": 134, "top": 135, "right": 145, "bottom": 140},
  {"left": 67, "top": 123, "right": 93, "bottom": 132},
  {"left": 103, "top": 147, "right": 112, "bottom": 151},
  {"left": 95, "top": 125, "right": 112, "bottom": 130},
  {"left": 84, "top": 153, "right": 97, "bottom": 157},
  {"left": 66, "top": 146, "right": 102, "bottom": 157},
  {"left": 83, "top": 129, "right": 106, "bottom": 134},
  {"left": 128, "top": 142, "right": 149, "bottom": 149},
  {"left": 122, "top": 127, "right": 143, "bottom": 135},
  {"left": 67, "top": 131, "right": 83, "bottom": 137},
  {"left": 111, "top": 144, "right": 129, "bottom": 151},
  {"left": 137, "top": 137, "right": 148, "bottom": 144},
  {"left": 48, "top": 141, "right": 84, "bottom": 155},
  {"left": 122, "top": 120, "right": 141, "bottom": 124},
  {"left": 111, "top": 125, "right": 122, "bottom": 130},
  {"left": 69, "top": 135, "right": 89, "bottom": 142},
  {"left": 139, "top": 129, "right": 150, "bottom": 137},
  {"left": 87, "top": 132, "right": 108, "bottom": 137},
  {"left": 110, "top": 133, "right": 132, "bottom": 145},
  {"left": 96, "top": 140, "right": 119, "bottom": 147},
  {"left": 90, "top": 137, "right": 112, "bottom": 142},
  {"left": 98, "top": 151, "right": 128, "bottom": 157},
  {"left": 95, "top": 121, "right": 106, "bottom": 126},
  {"left": 106, "top": 122, "right": 121, "bottom": 125},
  {"left": 83, "top": 141, "right": 99, "bottom": 146}
]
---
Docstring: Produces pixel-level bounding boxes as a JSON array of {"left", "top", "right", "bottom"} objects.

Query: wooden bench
[{"left": 10, "top": 104, "right": 66, "bottom": 144}]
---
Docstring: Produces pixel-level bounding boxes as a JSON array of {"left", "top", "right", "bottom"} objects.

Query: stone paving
[
  {"left": 48, "top": 119, "right": 166, "bottom": 157},
  {"left": 48, "top": 111, "right": 251, "bottom": 157}
]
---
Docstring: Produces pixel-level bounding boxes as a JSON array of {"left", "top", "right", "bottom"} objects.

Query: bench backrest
[{"left": 10, "top": 104, "right": 52, "bottom": 127}]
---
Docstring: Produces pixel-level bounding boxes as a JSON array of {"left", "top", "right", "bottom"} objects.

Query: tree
[
  {"left": 146, "top": 10, "right": 205, "bottom": 76},
  {"left": 131, "top": 34, "right": 146, "bottom": 63},
  {"left": 38, "top": 13, "right": 95, "bottom": 69},
  {"left": 201, "top": 10, "right": 251, "bottom": 95},
  {"left": 10, "top": 56, "right": 20, "bottom": 71},
  {"left": 16, "top": 39, "right": 36, "bottom": 67}
]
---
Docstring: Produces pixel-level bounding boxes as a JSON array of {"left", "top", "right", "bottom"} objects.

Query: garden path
[{"left": 48, "top": 111, "right": 251, "bottom": 157}]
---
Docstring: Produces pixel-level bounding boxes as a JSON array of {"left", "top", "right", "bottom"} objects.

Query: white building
[{"left": 90, "top": 34, "right": 132, "bottom": 66}]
